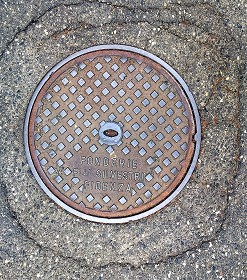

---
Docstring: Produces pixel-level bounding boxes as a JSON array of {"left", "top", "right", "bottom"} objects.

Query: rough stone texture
[{"left": 0, "top": 0, "right": 246, "bottom": 279}]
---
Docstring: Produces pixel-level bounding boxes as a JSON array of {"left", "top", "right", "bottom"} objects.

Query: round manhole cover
[{"left": 24, "top": 45, "right": 201, "bottom": 223}]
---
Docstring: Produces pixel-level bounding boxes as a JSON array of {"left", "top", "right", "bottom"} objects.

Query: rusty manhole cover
[{"left": 24, "top": 45, "right": 201, "bottom": 223}]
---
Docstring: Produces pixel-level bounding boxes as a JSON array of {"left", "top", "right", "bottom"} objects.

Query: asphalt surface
[{"left": 0, "top": 0, "right": 246, "bottom": 279}]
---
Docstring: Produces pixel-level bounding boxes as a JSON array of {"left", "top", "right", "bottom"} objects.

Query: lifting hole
[{"left": 103, "top": 129, "right": 119, "bottom": 137}]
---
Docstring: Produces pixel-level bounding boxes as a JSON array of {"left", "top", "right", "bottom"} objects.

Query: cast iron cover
[{"left": 24, "top": 45, "right": 201, "bottom": 223}]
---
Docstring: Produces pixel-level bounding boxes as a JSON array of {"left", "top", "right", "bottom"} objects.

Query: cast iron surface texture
[{"left": 25, "top": 45, "right": 201, "bottom": 223}]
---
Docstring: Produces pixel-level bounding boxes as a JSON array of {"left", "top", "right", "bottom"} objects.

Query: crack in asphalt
[
  {"left": 0, "top": 180, "right": 229, "bottom": 270},
  {"left": 0, "top": 182, "right": 88, "bottom": 265},
  {"left": 232, "top": 63, "right": 246, "bottom": 179},
  {"left": 0, "top": 188, "right": 228, "bottom": 270},
  {"left": 0, "top": 0, "right": 239, "bottom": 60},
  {"left": 0, "top": 0, "right": 168, "bottom": 60}
]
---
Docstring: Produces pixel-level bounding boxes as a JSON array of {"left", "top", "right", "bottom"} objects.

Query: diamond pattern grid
[{"left": 33, "top": 54, "right": 192, "bottom": 213}]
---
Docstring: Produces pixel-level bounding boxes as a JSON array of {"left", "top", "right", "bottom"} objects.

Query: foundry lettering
[
  {"left": 73, "top": 167, "right": 91, "bottom": 176},
  {"left": 80, "top": 155, "right": 137, "bottom": 169},
  {"left": 96, "top": 169, "right": 146, "bottom": 182},
  {"left": 81, "top": 180, "right": 133, "bottom": 192}
]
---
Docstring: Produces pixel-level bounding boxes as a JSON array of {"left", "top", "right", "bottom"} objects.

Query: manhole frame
[{"left": 24, "top": 44, "right": 201, "bottom": 224}]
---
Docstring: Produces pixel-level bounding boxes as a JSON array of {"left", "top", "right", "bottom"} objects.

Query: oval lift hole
[{"left": 103, "top": 129, "right": 119, "bottom": 137}]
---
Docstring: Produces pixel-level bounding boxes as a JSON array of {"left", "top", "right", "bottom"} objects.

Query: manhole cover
[{"left": 24, "top": 45, "right": 201, "bottom": 223}]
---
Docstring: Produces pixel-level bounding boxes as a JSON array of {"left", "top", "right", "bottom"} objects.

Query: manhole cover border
[{"left": 24, "top": 44, "right": 201, "bottom": 224}]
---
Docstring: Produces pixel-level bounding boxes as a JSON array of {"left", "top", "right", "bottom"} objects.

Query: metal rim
[{"left": 24, "top": 44, "right": 201, "bottom": 223}]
